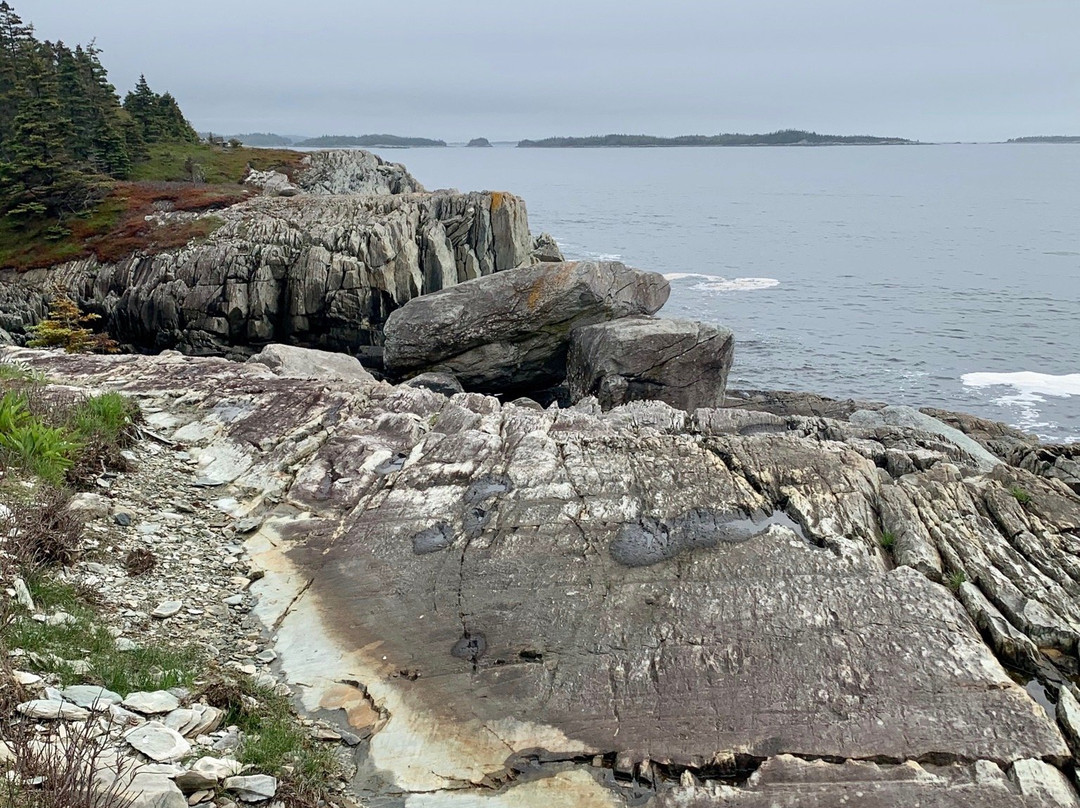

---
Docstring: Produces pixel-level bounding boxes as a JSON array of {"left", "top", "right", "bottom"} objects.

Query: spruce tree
[
  {"left": 0, "top": 43, "right": 89, "bottom": 222},
  {"left": 0, "top": 1, "right": 35, "bottom": 155}
]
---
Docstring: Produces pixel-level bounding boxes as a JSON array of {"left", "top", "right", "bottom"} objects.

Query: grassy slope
[{"left": 0, "top": 142, "right": 305, "bottom": 271}]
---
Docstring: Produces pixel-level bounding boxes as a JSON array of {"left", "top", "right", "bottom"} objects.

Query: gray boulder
[
  {"left": 531, "top": 232, "right": 564, "bottom": 263},
  {"left": 567, "top": 316, "right": 734, "bottom": 411},
  {"left": 383, "top": 261, "right": 670, "bottom": 392},
  {"left": 403, "top": 372, "right": 464, "bottom": 397},
  {"left": 246, "top": 344, "right": 374, "bottom": 384}
]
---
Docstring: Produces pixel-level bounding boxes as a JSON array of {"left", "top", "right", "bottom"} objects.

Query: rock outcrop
[
  {"left": 0, "top": 150, "right": 538, "bottom": 356},
  {"left": 9, "top": 344, "right": 1080, "bottom": 808},
  {"left": 245, "top": 343, "right": 375, "bottom": 383},
  {"left": 382, "top": 260, "right": 670, "bottom": 392},
  {"left": 567, "top": 316, "right": 734, "bottom": 411}
]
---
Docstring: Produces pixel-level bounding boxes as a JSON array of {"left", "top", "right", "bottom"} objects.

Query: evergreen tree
[
  {"left": 0, "top": 43, "right": 90, "bottom": 222},
  {"left": 123, "top": 74, "right": 197, "bottom": 145},
  {"left": 0, "top": 1, "right": 35, "bottom": 155}
]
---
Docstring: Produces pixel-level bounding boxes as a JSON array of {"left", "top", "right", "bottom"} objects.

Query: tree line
[
  {"left": 518, "top": 130, "right": 917, "bottom": 148},
  {"left": 0, "top": 2, "right": 198, "bottom": 225}
]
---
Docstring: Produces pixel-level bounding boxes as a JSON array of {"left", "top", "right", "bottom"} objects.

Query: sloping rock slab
[
  {"left": 382, "top": 260, "right": 670, "bottom": 391},
  {"left": 567, "top": 316, "right": 734, "bottom": 411},
  {"left": 652, "top": 755, "right": 1078, "bottom": 807}
]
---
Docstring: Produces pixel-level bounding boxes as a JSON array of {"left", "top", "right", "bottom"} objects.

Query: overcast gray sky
[{"left": 15, "top": 0, "right": 1080, "bottom": 142}]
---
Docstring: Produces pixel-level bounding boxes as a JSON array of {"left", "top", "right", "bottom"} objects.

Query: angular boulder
[
  {"left": 567, "top": 316, "right": 734, "bottom": 411},
  {"left": 383, "top": 261, "right": 670, "bottom": 392},
  {"left": 246, "top": 344, "right": 375, "bottom": 384}
]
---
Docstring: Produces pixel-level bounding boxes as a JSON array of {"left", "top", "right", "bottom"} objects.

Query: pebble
[
  {"left": 114, "top": 512, "right": 133, "bottom": 527},
  {"left": 223, "top": 594, "right": 244, "bottom": 606},
  {"left": 151, "top": 601, "right": 183, "bottom": 619}
]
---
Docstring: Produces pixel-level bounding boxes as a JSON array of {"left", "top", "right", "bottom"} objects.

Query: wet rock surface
[
  {"left": 5, "top": 345, "right": 1080, "bottom": 807},
  {"left": 567, "top": 316, "right": 734, "bottom": 411},
  {"left": 382, "top": 260, "right": 670, "bottom": 392}
]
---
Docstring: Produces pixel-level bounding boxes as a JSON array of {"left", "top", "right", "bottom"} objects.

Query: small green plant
[
  {"left": 947, "top": 570, "right": 967, "bottom": 591},
  {"left": 27, "top": 288, "right": 118, "bottom": 354},
  {"left": 1009, "top": 486, "right": 1033, "bottom": 505},
  {"left": 69, "top": 392, "right": 138, "bottom": 444},
  {"left": 879, "top": 531, "right": 896, "bottom": 550},
  {"left": 0, "top": 392, "right": 80, "bottom": 484},
  {"left": 0, "top": 358, "right": 38, "bottom": 383},
  {"left": 204, "top": 676, "right": 339, "bottom": 802}
]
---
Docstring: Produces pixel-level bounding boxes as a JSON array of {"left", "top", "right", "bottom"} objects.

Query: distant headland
[
  {"left": 230, "top": 133, "right": 447, "bottom": 148},
  {"left": 517, "top": 130, "right": 917, "bottom": 147},
  {"left": 1006, "top": 135, "right": 1080, "bottom": 144}
]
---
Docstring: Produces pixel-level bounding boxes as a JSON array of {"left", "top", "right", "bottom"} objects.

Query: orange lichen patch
[
  {"left": 526, "top": 263, "right": 571, "bottom": 310},
  {"left": 489, "top": 191, "right": 506, "bottom": 211}
]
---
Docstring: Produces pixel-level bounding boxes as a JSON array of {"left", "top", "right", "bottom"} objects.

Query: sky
[{"left": 14, "top": 0, "right": 1080, "bottom": 143}]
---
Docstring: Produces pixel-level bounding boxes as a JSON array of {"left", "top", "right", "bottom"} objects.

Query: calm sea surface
[{"left": 370, "top": 145, "right": 1080, "bottom": 443}]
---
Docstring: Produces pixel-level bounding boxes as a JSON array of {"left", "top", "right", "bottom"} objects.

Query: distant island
[
  {"left": 517, "top": 129, "right": 916, "bottom": 148},
  {"left": 296, "top": 134, "right": 447, "bottom": 148},
  {"left": 1006, "top": 135, "right": 1080, "bottom": 144},
  {"left": 231, "top": 132, "right": 298, "bottom": 147},
  {"left": 467, "top": 137, "right": 493, "bottom": 147}
]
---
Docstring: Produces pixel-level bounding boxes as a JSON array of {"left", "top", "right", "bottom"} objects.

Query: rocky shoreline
[
  {"left": 2, "top": 149, "right": 1080, "bottom": 807},
  {"left": 2, "top": 336, "right": 1079, "bottom": 807}
]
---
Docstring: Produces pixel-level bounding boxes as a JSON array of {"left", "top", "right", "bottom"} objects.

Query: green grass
[
  {"left": 213, "top": 678, "right": 339, "bottom": 801},
  {"left": 879, "top": 530, "right": 896, "bottom": 550},
  {"left": 0, "top": 388, "right": 141, "bottom": 486},
  {"left": 0, "top": 360, "right": 41, "bottom": 383},
  {"left": 6, "top": 577, "right": 201, "bottom": 694},
  {"left": 947, "top": 570, "right": 967, "bottom": 591},
  {"left": 1010, "top": 486, "right": 1033, "bottom": 505},
  {"left": 129, "top": 142, "right": 304, "bottom": 184},
  {"left": 69, "top": 392, "right": 139, "bottom": 445}
]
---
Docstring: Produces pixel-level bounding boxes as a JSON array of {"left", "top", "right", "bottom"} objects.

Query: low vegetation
[
  {"left": 0, "top": 363, "right": 338, "bottom": 803},
  {"left": 202, "top": 677, "right": 340, "bottom": 804},
  {"left": 879, "top": 530, "right": 896, "bottom": 550},
  {"left": 0, "top": 3, "right": 305, "bottom": 272},
  {"left": 1010, "top": 486, "right": 1033, "bottom": 506}
]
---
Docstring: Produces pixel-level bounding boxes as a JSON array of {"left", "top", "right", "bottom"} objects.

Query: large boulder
[
  {"left": 567, "top": 316, "right": 734, "bottom": 411},
  {"left": 382, "top": 260, "right": 670, "bottom": 392},
  {"left": 246, "top": 344, "right": 375, "bottom": 384}
]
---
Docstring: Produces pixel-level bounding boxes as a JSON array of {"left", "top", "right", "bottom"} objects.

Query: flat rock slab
[
  {"left": 59, "top": 685, "right": 122, "bottom": 710},
  {"left": 224, "top": 774, "right": 278, "bottom": 801},
  {"left": 652, "top": 755, "right": 1079, "bottom": 807},
  {"left": 125, "top": 721, "right": 191, "bottom": 763},
  {"left": 123, "top": 691, "right": 181, "bottom": 715},
  {"left": 17, "top": 699, "right": 90, "bottom": 721},
  {"left": 10, "top": 346, "right": 1080, "bottom": 807}
]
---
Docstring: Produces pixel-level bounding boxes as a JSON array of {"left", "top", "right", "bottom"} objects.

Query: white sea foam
[
  {"left": 962, "top": 372, "right": 1080, "bottom": 399},
  {"left": 962, "top": 371, "right": 1080, "bottom": 438},
  {"left": 664, "top": 273, "right": 780, "bottom": 292}
]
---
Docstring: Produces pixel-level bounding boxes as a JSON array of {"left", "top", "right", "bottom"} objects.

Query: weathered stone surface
[
  {"left": 383, "top": 260, "right": 670, "bottom": 391},
  {"left": 0, "top": 151, "right": 536, "bottom": 355},
  {"left": 125, "top": 722, "right": 191, "bottom": 763},
  {"left": 17, "top": 699, "right": 90, "bottom": 720},
  {"left": 246, "top": 343, "right": 374, "bottom": 384},
  {"left": 123, "top": 691, "right": 181, "bottom": 715},
  {"left": 176, "top": 756, "right": 243, "bottom": 792},
  {"left": 650, "top": 755, "right": 1078, "bottom": 807},
  {"left": 567, "top": 316, "right": 734, "bottom": 411},
  {"left": 223, "top": 774, "right": 278, "bottom": 801},
  {"left": 403, "top": 371, "right": 464, "bottom": 397},
  {"left": 531, "top": 232, "right": 564, "bottom": 262},
  {"left": 67, "top": 492, "right": 111, "bottom": 520},
  {"left": 8, "top": 346, "right": 1080, "bottom": 808},
  {"left": 295, "top": 149, "right": 424, "bottom": 196},
  {"left": 59, "top": 685, "right": 122, "bottom": 710}
]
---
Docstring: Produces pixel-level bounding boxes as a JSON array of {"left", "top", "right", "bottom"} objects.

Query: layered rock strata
[
  {"left": 7, "top": 345, "right": 1080, "bottom": 808},
  {"left": 0, "top": 151, "right": 539, "bottom": 356}
]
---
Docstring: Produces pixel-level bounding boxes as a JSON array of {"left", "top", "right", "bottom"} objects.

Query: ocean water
[{"left": 370, "top": 144, "right": 1080, "bottom": 443}]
